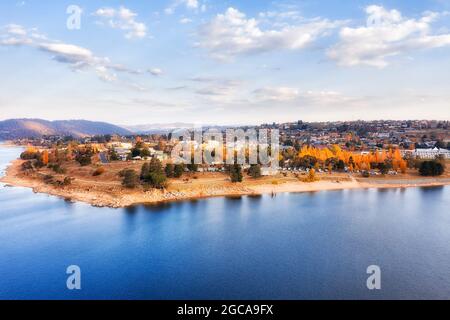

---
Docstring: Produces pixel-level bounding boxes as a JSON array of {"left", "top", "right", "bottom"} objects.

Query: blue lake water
[{"left": 0, "top": 145, "right": 450, "bottom": 299}]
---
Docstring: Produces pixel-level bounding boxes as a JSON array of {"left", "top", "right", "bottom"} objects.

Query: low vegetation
[
  {"left": 303, "top": 168, "right": 319, "bottom": 182},
  {"left": 248, "top": 164, "right": 262, "bottom": 178},
  {"left": 93, "top": 166, "right": 105, "bottom": 176}
]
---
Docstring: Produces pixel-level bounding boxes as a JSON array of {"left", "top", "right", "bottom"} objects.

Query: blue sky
[{"left": 1, "top": 0, "right": 450, "bottom": 125}]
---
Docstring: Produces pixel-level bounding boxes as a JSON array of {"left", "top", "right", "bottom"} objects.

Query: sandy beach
[{"left": 1, "top": 157, "right": 449, "bottom": 208}]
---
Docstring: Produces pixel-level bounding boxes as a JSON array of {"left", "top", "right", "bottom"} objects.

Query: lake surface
[{"left": 1, "top": 145, "right": 450, "bottom": 300}]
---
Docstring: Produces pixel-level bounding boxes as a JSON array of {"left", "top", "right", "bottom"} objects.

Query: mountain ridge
[{"left": 0, "top": 118, "right": 132, "bottom": 139}]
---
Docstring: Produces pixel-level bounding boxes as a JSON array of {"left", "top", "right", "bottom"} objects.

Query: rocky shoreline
[{"left": 1, "top": 158, "right": 449, "bottom": 208}]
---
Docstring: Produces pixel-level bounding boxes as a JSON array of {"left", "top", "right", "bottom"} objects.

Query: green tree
[
  {"left": 165, "top": 164, "right": 174, "bottom": 178},
  {"left": 378, "top": 163, "right": 389, "bottom": 175},
  {"left": 141, "top": 158, "right": 167, "bottom": 189},
  {"left": 140, "top": 147, "right": 151, "bottom": 158},
  {"left": 336, "top": 159, "right": 345, "bottom": 171},
  {"left": 122, "top": 169, "right": 139, "bottom": 188},
  {"left": 75, "top": 152, "right": 92, "bottom": 166},
  {"left": 140, "top": 162, "right": 150, "bottom": 180},
  {"left": 419, "top": 161, "right": 444, "bottom": 176},
  {"left": 294, "top": 155, "right": 317, "bottom": 169},
  {"left": 187, "top": 163, "right": 198, "bottom": 172},
  {"left": 149, "top": 157, "right": 164, "bottom": 174},
  {"left": 131, "top": 147, "right": 141, "bottom": 158},
  {"left": 173, "top": 164, "right": 184, "bottom": 178},
  {"left": 248, "top": 164, "right": 262, "bottom": 178},
  {"left": 109, "top": 148, "right": 119, "bottom": 161},
  {"left": 230, "top": 164, "right": 243, "bottom": 183},
  {"left": 135, "top": 141, "right": 145, "bottom": 149},
  {"left": 148, "top": 172, "right": 167, "bottom": 189}
]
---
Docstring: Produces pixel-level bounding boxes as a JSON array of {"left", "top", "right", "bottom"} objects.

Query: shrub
[
  {"left": 173, "top": 164, "right": 184, "bottom": 178},
  {"left": 165, "top": 164, "right": 174, "bottom": 178},
  {"left": 63, "top": 177, "right": 73, "bottom": 186},
  {"left": 21, "top": 160, "right": 35, "bottom": 171},
  {"left": 187, "top": 163, "right": 198, "bottom": 172},
  {"left": 303, "top": 168, "right": 319, "bottom": 182},
  {"left": 93, "top": 167, "right": 105, "bottom": 176},
  {"left": 20, "top": 151, "right": 38, "bottom": 160},
  {"left": 75, "top": 153, "right": 92, "bottom": 166},
  {"left": 48, "top": 163, "right": 66, "bottom": 174},
  {"left": 34, "top": 157, "right": 45, "bottom": 168},
  {"left": 248, "top": 164, "right": 262, "bottom": 178},
  {"left": 43, "top": 174, "right": 54, "bottom": 184},
  {"left": 118, "top": 169, "right": 128, "bottom": 177}
]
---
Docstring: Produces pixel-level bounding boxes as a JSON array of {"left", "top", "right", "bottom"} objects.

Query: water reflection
[
  {"left": 225, "top": 195, "right": 243, "bottom": 200},
  {"left": 419, "top": 185, "right": 444, "bottom": 192}
]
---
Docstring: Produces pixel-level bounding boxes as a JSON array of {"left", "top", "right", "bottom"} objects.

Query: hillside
[{"left": 0, "top": 119, "right": 132, "bottom": 139}]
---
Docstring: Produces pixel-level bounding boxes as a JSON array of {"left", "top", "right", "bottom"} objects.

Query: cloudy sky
[{"left": 1, "top": 0, "right": 450, "bottom": 125}]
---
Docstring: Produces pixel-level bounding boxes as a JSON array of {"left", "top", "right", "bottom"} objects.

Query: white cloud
[
  {"left": 328, "top": 5, "right": 450, "bottom": 68},
  {"left": 93, "top": 6, "right": 147, "bottom": 39},
  {"left": 0, "top": 24, "right": 142, "bottom": 84},
  {"left": 148, "top": 68, "right": 163, "bottom": 76},
  {"left": 179, "top": 18, "right": 193, "bottom": 24},
  {"left": 191, "top": 77, "right": 243, "bottom": 103},
  {"left": 252, "top": 87, "right": 348, "bottom": 104},
  {"left": 165, "top": 0, "right": 204, "bottom": 15},
  {"left": 39, "top": 43, "right": 93, "bottom": 61},
  {"left": 185, "top": 0, "right": 199, "bottom": 9},
  {"left": 197, "top": 7, "right": 342, "bottom": 60},
  {"left": 5, "top": 24, "right": 27, "bottom": 36},
  {"left": 253, "top": 87, "right": 300, "bottom": 102}
]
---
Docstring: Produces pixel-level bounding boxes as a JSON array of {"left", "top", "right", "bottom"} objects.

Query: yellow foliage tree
[{"left": 42, "top": 150, "right": 49, "bottom": 165}]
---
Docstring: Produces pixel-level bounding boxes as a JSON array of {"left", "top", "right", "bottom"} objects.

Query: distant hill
[
  {"left": 123, "top": 123, "right": 196, "bottom": 134},
  {"left": 0, "top": 119, "right": 132, "bottom": 139}
]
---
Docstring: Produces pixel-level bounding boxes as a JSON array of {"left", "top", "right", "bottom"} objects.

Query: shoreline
[
  {"left": 1, "top": 158, "right": 449, "bottom": 208},
  {"left": 0, "top": 140, "right": 20, "bottom": 148}
]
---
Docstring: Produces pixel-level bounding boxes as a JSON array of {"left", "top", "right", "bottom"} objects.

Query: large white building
[{"left": 403, "top": 148, "right": 450, "bottom": 159}]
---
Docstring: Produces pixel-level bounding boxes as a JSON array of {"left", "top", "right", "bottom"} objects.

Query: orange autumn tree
[
  {"left": 25, "top": 145, "right": 37, "bottom": 154},
  {"left": 42, "top": 150, "right": 49, "bottom": 165},
  {"left": 296, "top": 145, "right": 407, "bottom": 173}
]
